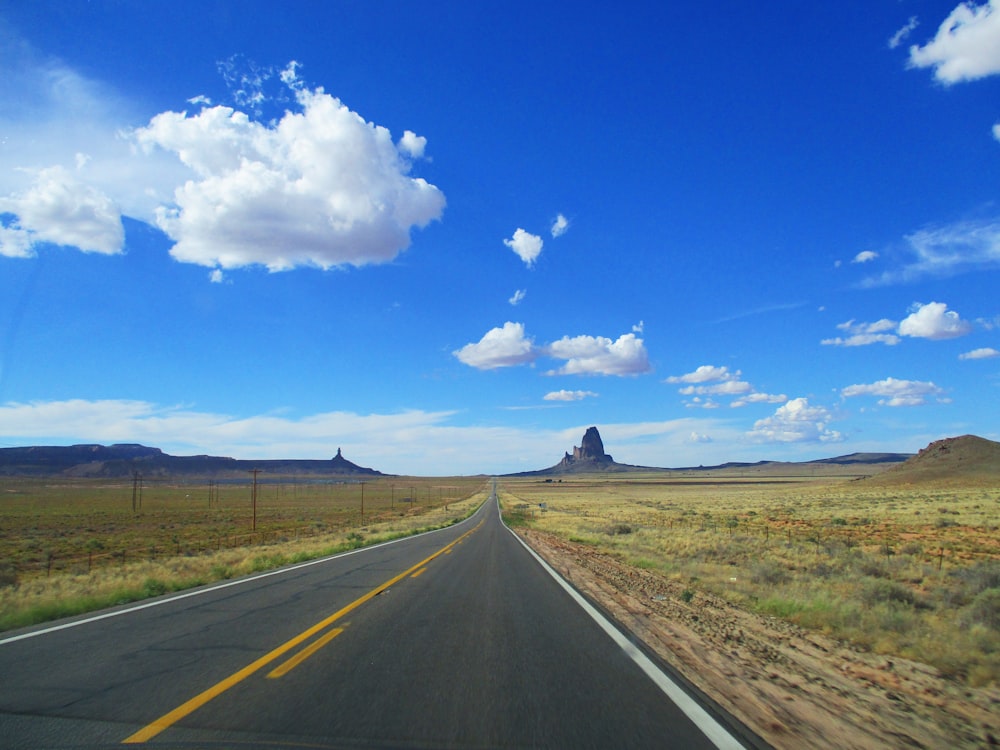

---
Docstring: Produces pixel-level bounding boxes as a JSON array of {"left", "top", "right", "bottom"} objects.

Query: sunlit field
[
  {"left": 499, "top": 474, "right": 1000, "bottom": 687},
  {"left": 0, "top": 475, "right": 488, "bottom": 631}
]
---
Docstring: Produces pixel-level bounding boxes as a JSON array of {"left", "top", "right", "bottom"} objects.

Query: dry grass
[
  {"left": 499, "top": 473, "right": 1000, "bottom": 687},
  {"left": 0, "top": 476, "right": 488, "bottom": 631}
]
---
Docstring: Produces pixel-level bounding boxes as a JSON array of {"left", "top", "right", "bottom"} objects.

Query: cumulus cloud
[
  {"left": 545, "top": 333, "right": 651, "bottom": 376},
  {"left": 678, "top": 380, "right": 752, "bottom": 397},
  {"left": 841, "top": 377, "right": 946, "bottom": 406},
  {"left": 135, "top": 79, "right": 445, "bottom": 272},
  {"left": 543, "top": 389, "right": 598, "bottom": 402},
  {"left": 397, "top": 130, "right": 427, "bottom": 159},
  {"left": 666, "top": 365, "right": 737, "bottom": 384},
  {"left": 0, "top": 164, "right": 124, "bottom": 256},
  {"left": 0, "top": 49, "right": 443, "bottom": 271},
  {"left": 959, "top": 347, "right": 1000, "bottom": 360},
  {"left": 852, "top": 250, "right": 878, "bottom": 263},
  {"left": 508, "top": 289, "right": 527, "bottom": 306},
  {"left": 898, "top": 301, "right": 973, "bottom": 340},
  {"left": 551, "top": 213, "right": 570, "bottom": 237},
  {"left": 453, "top": 322, "right": 538, "bottom": 370},
  {"left": 747, "top": 398, "right": 842, "bottom": 443},
  {"left": 503, "top": 228, "right": 543, "bottom": 267},
  {"left": 908, "top": 0, "right": 1000, "bottom": 83},
  {"left": 455, "top": 325, "right": 651, "bottom": 376},
  {"left": 666, "top": 364, "right": 786, "bottom": 408},
  {"left": 824, "top": 303, "right": 972, "bottom": 345},
  {"left": 860, "top": 219, "right": 1000, "bottom": 286},
  {"left": 731, "top": 392, "right": 788, "bottom": 408},
  {"left": 822, "top": 318, "right": 900, "bottom": 347}
]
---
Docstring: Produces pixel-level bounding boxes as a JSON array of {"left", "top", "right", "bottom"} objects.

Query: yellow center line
[
  {"left": 122, "top": 519, "right": 482, "bottom": 744},
  {"left": 410, "top": 567, "right": 428, "bottom": 578},
  {"left": 267, "top": 627, "right": 344, "bottom": 679}
]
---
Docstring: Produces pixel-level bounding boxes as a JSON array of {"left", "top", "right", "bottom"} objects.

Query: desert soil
[{"left": 518, "top": 528, "right": 1000, "bottom": 750}]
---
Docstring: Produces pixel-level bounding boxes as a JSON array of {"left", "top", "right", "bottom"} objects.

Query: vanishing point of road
[{"left": 0, "top": 482, "right": 756, "bottom": 749}]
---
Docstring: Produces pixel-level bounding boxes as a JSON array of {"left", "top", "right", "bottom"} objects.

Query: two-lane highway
[{"left": 0, "top": 485, "right": 750, "bottom": 748}]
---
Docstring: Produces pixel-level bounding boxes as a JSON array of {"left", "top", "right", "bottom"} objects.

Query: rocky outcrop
[{"left": 559, "top": 426, "right": 614, "bottom": 468}]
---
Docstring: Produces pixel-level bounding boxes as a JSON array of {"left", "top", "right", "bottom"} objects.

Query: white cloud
[
  {"left": 551, "top": 213, "right": 570, "bottom": 237},
  {"left": 209, "top": 269, "right": 225, "bottom": 284},
  {"left": 861, "top": 219, "right": 1000, "bottom": 286},
  {"left": 852, "top": 250, "right": 878, "bottom": 263},
  {"left": 825, "top": 304, "right": 973, "bottom": 346},
  {"left": 889, "top": 16, "right": 920, "bottom": 49},
  {"left": 666, "top": 364, "right": 786, "bottom": 408},
  {"left": 543, "top": 390, "right": 598, "bottom": 402},
  {"left": 959, "top": 347, "right": 1000, "bottom": 360},
  {"left": 821, "top": 318, "right": 900, "bottom": 347},
  {"left": 908, "top": 0, "right": 1000, "bottom": 83},
  {"left": 135, "top": 84, "right": 445, "bottom": 272},
  {"left": 453, "top": 322, "right": 538, "bottom": 370},
  {"left": 841, "top": 377, "right": 946, "bottom": 407},
  {"left": 0, "top": 164, "right": 124, "bottom": 256},
  {"left": 0, "top": 48, "right": 443, "bottom": 270},
  {"left": 503, "top": 228, "right": 543, "bottom": 267},
  {"left": 898, "top": 301, "right": 973, "bottom": 340},
  {"left": 0, "top": 224, "right": 34, "bottom": 258},
  {"left": 545, "top": 332, "right": 651, "bottom": 376},
  {"left": 994, "top": 122, "right": 1000, "bottom": 141},
  {"left": 455, "top": 325, "right": 651, "bottom": 376},
  {"left": 678, "top": 380, "right": 752, "bottom": 397},
  {"left": 508, "top": 289, "right": 527, "bottom": 306},
  {"left": 0, "top": 41, "right": 189, "bottom": 225},
  {"left": 632, "top": 320, "right": 644, "bottom": 333},
  {"left": 666, "top": 365, "right": 737, "bottom": 384},
  {"left": 731, "top": 392, "right": 788, "bottom": 408},
  {"left": 747, "top": 398, "right": 843, "bottom": 443},
  {"left": 397, "top": 130, "right": 427, "bottom": 159},
  {"left": 686, "top": 398, "right": 722, "bottom": 410}
]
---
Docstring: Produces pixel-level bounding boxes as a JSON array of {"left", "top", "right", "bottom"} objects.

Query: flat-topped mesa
[{"left": 560, "top": 426, "right": 614, "bottom": 467}]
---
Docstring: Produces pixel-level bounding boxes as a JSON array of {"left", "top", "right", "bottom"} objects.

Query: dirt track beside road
[{"left": 519, "top": 528, "right": 1000, "bottom": 750}]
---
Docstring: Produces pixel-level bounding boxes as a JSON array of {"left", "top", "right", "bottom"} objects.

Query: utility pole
[
  {"left": 249, "top": 469, "right": 261, "bottom": 531},
  {"left": 132, "top": 471, "right": 143, "bottom": 513}
]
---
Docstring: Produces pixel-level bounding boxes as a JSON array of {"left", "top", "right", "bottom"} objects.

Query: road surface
[{"left": 0, "top": 485, "right": 752, "bottom": 748}]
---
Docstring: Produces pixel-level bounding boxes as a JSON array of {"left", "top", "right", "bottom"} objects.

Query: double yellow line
[{"left": 123, "top": 520, "right": 482, "bottom": 744}]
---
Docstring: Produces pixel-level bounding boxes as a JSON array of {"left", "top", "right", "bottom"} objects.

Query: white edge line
[
  {"left": 0, "top": 505, "right": 484, "bottom": 647},
  {"left": 497, "top": 493, "right": 746, "bottom": 750}
]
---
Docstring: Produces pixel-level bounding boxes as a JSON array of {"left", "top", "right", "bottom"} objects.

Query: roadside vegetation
[
  {"left": 0, "top": 476, "right": 488, "bottom": 632},
  {"left": 499, "top": 474, "right": 1000, "bottom": 687}
]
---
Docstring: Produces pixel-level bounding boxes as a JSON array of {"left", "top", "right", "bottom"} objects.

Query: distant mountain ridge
[{"left": 0, "top": 444, "right": 385, "bottom": 478}]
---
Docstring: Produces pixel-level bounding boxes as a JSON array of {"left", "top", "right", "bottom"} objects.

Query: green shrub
[
  {"left": 860, "top": 578, "right": 915, "bottom": 607},
  {"left": 961, "top": 588, "right": 1000, "bottom": 631},
  {"left": 750, "top": 561, "right": 790, "bottom": 586}
]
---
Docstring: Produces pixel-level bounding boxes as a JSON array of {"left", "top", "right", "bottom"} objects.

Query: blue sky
[{"left": 1, "top": 1, "right": 998, "bottom": 475}]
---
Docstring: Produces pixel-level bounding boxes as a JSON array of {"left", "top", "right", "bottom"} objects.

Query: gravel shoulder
[{"left": 519, "top": 528, "right": 1000, "bottom": 750}]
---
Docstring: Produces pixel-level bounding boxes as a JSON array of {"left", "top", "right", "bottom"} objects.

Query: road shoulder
[{"left": 517, "top": 528, "right": 1000, "bottom": 750}]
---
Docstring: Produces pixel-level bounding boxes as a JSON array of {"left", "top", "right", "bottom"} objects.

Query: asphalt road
[{"left": 0, "top": 486, "right": 750, "bottom": 749}]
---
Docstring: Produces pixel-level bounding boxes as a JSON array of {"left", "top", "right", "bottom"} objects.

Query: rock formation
[{"left": 558, "top": 426, "right": 615, "bottom": 469}]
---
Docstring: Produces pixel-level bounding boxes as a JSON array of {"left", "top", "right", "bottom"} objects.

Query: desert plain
[{"left": 1, "top": 437, "right": 998, "bottom": 749}]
